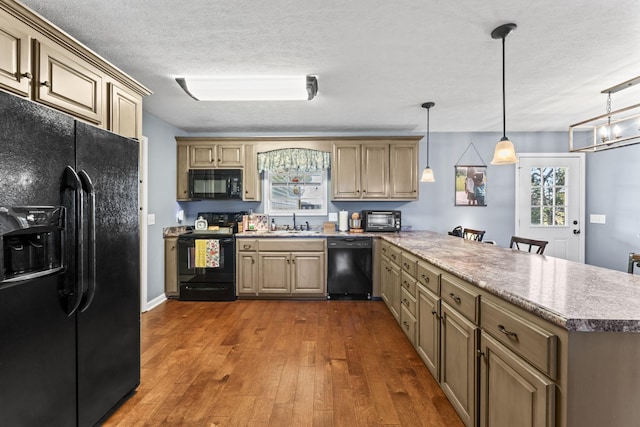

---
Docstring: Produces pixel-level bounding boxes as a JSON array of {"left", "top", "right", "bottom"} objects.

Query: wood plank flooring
[{"left": 103, "top": 299, "right": 463, "bottom": 427}]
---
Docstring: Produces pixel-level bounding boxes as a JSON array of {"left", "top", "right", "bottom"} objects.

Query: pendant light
[
  {"left": 490, "top": 23, "right": 518, "bottom": 165},
  {"left": 420, "top": 102, "right": 436, "bottom": 182}
]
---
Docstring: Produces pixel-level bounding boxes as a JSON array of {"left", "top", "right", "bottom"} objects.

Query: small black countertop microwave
[
  {"left": 189, "top": 169, "right": 242, "bottom": 200},
  {"left": 362, "top": 210, "right": 401, "bottom": 232}
]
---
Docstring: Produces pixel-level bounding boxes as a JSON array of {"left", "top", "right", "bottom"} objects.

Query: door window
[{"left": 529, "top": 167, "right": 567, "bottom": 226}]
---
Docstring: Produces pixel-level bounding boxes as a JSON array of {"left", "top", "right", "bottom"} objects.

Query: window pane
[
  {"left": 555, "top": 187, "right": 566, "bottom": 206},
  {"left": 543, "top": 187, "right": 554, "bottom": 206},
  {"left": 555, "top": 167, "right": 566, "bottom": 186},
  {"left": 265, "top": 170, "right": 328, "bottom": 216},
  {"left": 542, "top": 207, "right": 553, "bottom": 225},
  {"left": 555, "top": 207, "right": 565, "bottom": 226},
  {"left": 531, "top": 208, "right": 541, "bottom": 225},
  {"left": 530, "top": 168, "right": 541, "bottom": 186},
  {"left": 542, "top": 168, "right": 554, "bottom": 187},
  {"left": 531, "top": 187, "right": 541, "bottom": 206}
]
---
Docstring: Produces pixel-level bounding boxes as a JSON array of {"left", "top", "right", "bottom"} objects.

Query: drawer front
[
  {"left": 400, "top": 287, "right": 416, "bottom": 316},
  {"left": 400, "top": 270, "right": 416, "bottom": 298},
  {"left": 441, "top": 275, "right": 479, "bottom": 324},
  {"left": 380, "top": 240, "right": 391, "bottom": 258},
  {"left": 258, "top": 238, "right": 325, "bottom": 252},
  {"left": 417, "top": 261, "right": 440, "bottom": 295},
  {"left": 400, "top": 305, "right": 416, "bottom": 345},
  {"left": 481, "top": 299, "right": 558, "bottom": 379},
  {"left": 387, "top": 245, "right": 402, "bottom": 266},
  {"left": 401, "top": 251, "right": 418, "bottom": 277},
  {"left": 237, "top": 239, "right": 258, "bottom": 251}
]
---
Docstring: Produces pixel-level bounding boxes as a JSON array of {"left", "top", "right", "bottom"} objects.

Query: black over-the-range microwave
[{"left": 189, "top": 169, "right": 242, "bottom": 200}]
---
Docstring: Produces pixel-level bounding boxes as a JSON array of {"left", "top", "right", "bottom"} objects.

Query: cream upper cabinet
[
  {"left": 390, "top": 143, "right": 419, "bottom": 198},
  {"left": 361, "top": 143, "right": 389, "bottom": 198},
  {"left": 332, "top": 137, "right": 419, "bottom": 201},
  {"left": 242, "top": 143, "right": 261, "bottom": 201},
  {"left": 34, "top": 39, "right": 103, "bottom": 125},
  {"left": 189, "top": 144, "right": 244, "bottom": 168},
  {"left": 108, "top": 82, "right": 142, "bottom": 140},
  {"left": 0, "top": 2, "right": 150, "bottom": 136},
  {"left": 176, "top": 144, "right": 190, "bottom": 201},
  {"left": 332, "top": 143, "right": 361, "bottom": 198},
  {"left": 0, "top": 12, "right": 30, "bottom": 96}
]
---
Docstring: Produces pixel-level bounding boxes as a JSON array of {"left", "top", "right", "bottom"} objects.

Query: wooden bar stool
[
  {"left": 510, "top": 236, "right": 548, "bottom": 255},
  {"left": 628, "top": 253, "right": 640, "bottom": 274},
  {"left": 463, "top": 228, "right": 485, "bottom": 241}
]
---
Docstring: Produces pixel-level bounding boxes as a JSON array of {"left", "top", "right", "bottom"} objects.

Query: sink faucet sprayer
[{"left": 293, "top": 213, "right": 296, "bottom": 230}]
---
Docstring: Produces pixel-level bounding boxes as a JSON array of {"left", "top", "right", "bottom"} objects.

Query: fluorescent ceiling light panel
[{"left": 176, "top": 75, "right": 318, "bottom": 101}]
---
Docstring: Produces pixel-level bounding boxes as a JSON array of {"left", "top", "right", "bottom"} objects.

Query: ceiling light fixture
[
  {"left": 569, "top": 75, "right": 640, "bottom": 152},
  {"left": 490, "top": 23, "right": 518, "bottom": 165},
  {"left": 175, "top": 75, "right": 318, "bottom": 101},
  {"left": 420, "top": 101, "right": 436, "bottom": 182}
]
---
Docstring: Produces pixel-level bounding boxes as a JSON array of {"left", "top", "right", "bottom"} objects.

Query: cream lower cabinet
[
  {"left": 238, "top": 238, "right": 326, "bottom": 298},
  {"left": 479, "top": 332, "right": 555, "bottom": 427},
  {"left": 440, "top": 301, "right": 478, "bottom": 427},
  {"left": 416, "top": 283, "right": 440, "bottom": 380},
  {"left": 164, "top": 237, "right": 178, "bottom": 297},
  {"left": 237, "top": 239, "right": 258, "bottom": 295},
  {"left": 380, "top": 242, "right": 401, "bottom": 322}
]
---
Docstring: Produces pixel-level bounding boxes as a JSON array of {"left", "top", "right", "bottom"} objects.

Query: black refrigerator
[{"left": 0, "top": 90, "right": 140, "bottom": 426}]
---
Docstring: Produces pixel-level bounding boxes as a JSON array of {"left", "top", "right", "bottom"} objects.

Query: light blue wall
[
  {"left": 143, "top": 112, "right": 187, "bottom": 301},
  {"left": 142, "top": 114, "right": 640, "bottom": 304}
]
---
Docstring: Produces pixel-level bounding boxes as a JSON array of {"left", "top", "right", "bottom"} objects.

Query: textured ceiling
[{"left": 19, "top": 0, "right": 640, "bottom": 134}]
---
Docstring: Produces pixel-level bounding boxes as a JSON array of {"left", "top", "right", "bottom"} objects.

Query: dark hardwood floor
[{"left": 103, "top": 299, "right": 463, "bottom": 426}]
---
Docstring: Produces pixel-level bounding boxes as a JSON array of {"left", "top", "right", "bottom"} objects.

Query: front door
[{"left": 515, "top": 153, "right": 585, "bottom": 262}]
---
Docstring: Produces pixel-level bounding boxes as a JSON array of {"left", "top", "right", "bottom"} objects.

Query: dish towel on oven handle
[{"left": 194, "top": 239, "right": 221, "bottom": 268}]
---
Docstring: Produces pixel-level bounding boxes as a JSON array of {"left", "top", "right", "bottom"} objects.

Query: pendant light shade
[
  {"left": 420, "top": 101, "right": 436, "bottom": 182},
  {"left": 490, "top": 23, "right": 518, "bottom": 165}
]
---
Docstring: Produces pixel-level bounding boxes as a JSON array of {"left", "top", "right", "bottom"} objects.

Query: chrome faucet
[
  {"left": 305, "top": 221, "right": 310, "bottom": 231},
  {"left": 293, "top": 213, "right": 296, "bottom": 230}
]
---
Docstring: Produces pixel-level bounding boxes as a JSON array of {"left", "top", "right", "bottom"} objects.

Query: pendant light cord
[
  {"left": 502, "top": 35, "right": 506, "bottom": 139},
  {"left": 426, "top": 107, "right": 430, "bottom": 167}
]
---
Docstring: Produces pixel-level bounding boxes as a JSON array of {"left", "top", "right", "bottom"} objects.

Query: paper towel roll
[{"left": 338, "top": 210, "right": 348, "bottom": 231}]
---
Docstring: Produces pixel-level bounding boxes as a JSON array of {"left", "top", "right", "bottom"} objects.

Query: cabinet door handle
[
  {"left": 402, "top": 321, "right": 409, "bottom": 330},
  {"left": 292, "top": 259, "right": 296, "bottom": 264},
  {"left": 243, "top": 244, "right": 251, "bottom": 249},
  {"left": 42, "top": 81, "right": 51, "bottom": 87},
  {"left": 21, "top": 72, "right": 32, "bottom": 79},
  {"left": 449, "top": 293, "right": 461, "bottom": 304},
  {"left": 498, "top": 325, "right": 518, "bottom": 340},
  {"left": 421, "top": 274, "right": 429, "bottom": 283},
  {"left": 251, "top": 258, "right": 255, "bottom": 264}
]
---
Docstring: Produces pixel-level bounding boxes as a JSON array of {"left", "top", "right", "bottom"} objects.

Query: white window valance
[{"left": 257, "top": 148, "right": 331, "bottom": 173}]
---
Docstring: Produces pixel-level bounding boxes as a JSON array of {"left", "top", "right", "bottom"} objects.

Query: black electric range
[{"left": 177, "top": 211, "right": 246, "bottom": 301}]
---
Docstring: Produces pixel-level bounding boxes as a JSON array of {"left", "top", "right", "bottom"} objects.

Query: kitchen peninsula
[{"left": 235, "top": 230, "right": 640, "bottom": 427}]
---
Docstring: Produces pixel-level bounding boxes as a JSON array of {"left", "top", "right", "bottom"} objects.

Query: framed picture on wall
[{"left": 455, "top": 165, "right": 487, "bottom": 206}]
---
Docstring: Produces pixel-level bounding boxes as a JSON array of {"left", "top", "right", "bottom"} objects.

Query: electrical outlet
[
  {"left": 328, "top": 212, "right": 338, "bottom": 221},
  {"left": 589, "top": 214, "right": 606, "bottom": 224}
]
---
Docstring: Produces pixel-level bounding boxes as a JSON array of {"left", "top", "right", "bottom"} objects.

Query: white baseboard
[{"left": 144, "top": 294, "right": 167, "bottom": 312}]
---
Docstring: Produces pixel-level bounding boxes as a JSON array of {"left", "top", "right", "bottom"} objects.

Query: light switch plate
[
  {"left": 147, "top": 213, "right": 156, "bottom": 225},
  {"left": 590, "top": 214, "right": 606, "bottom": 224},
  {"left": 328, "top": 212, "right": 338, "bottom": 221}
]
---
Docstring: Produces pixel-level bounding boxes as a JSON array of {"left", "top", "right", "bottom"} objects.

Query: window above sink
[{"left": 264, "top": 170, "right": 328, "bottom": 216}]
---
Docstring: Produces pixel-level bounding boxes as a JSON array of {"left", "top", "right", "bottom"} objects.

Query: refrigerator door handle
[
  {"left": 78, "top": 169, "right": 96, "bottom": 312},
  {"left": 61, "top": 165, "right": 84, "bottom": 315}
]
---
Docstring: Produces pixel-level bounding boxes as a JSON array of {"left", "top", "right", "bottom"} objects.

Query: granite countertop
[
  {"left": 163, "top": 226, "right": 191, "bottom": 238},
  {"left": 379, "top": 231, "right": 640, "bottom": 333}
]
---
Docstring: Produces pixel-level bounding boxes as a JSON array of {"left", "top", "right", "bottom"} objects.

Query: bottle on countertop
[{"left": 271, "top": 218, "right": 277, "bottom": 231}]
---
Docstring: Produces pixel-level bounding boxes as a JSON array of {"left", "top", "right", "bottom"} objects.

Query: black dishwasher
[{"left": 327, "top": 237, "right": 372, "bottom": 300}]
